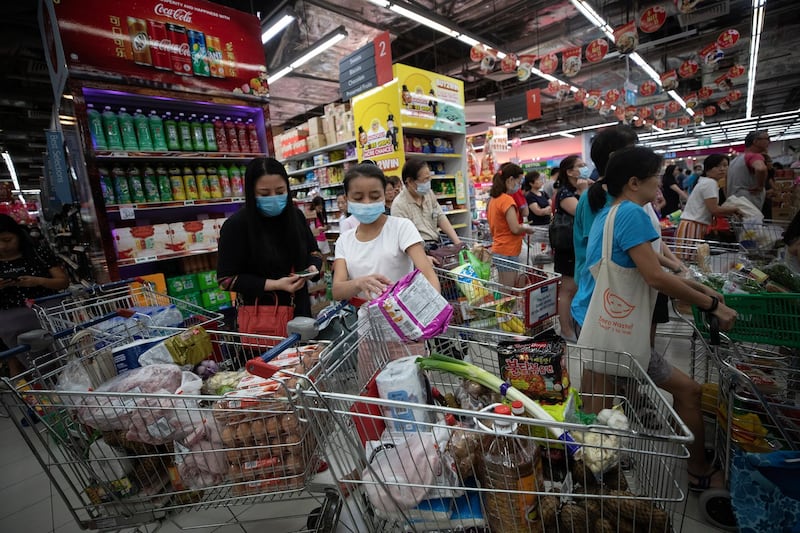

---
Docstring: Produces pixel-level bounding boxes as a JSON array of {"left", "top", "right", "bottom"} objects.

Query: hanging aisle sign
[
  {"left": 339, "top": 31, "right": 392, "bottom": 101},
  {"left": 494, "top": 89, "right": 542, "bottom": 125}
]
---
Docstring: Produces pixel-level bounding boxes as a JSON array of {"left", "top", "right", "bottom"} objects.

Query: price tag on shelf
[
  {"left": 184, "top": 200, "right": 196, "bottom": 206},
  {"left": 134, "top": 256, "right": 157, "bottom": 264},
  {"left": 119, "top": 206, "right": 136, "bottom": 220}
]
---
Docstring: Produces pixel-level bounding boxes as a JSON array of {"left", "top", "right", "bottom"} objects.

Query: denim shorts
[{"left": 492, "top": 253, "right": 518, "bottom": 272}]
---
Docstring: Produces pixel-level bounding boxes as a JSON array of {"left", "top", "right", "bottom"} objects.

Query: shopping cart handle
[
  {"left": 30, "top": 278, "right": 143, "bottom": 304},
  {"left": 707, "top": 313, "right": 721, "bottom": 346},
  {"left": 0, "top": 344, "right": 29, "bottom": 360}
]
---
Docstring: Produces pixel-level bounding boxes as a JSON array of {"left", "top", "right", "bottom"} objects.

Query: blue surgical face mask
[
  {"left": 508, "top": 181, "right": 521, "bottom": 194},
  {"left": 348, "top": 201, "right": 385, "bottom": 224},
  {"left": 256, "top": 194, "right": 287, "bottom": 217},
  {"left": 578, "top": 166, "right": 592, "bottom": 180},
  {"left": 415, "top": 180, "right": 432, "bottom": 195}
]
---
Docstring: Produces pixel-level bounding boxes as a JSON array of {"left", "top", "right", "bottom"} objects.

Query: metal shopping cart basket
[
  {"left": 0, "top": 315, "right": 355, "bottom": 533},
  {"left": 293, "top": 317, "right": 693, "bottom": 533},
  {"left": 730, "top": 218, "right": 790, "bottom": 263}
]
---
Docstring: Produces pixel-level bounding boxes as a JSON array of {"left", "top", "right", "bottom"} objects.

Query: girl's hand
[
  {"left": 15, "top": 276, "right": 42, "bottom": 288},
  {"left": 355, "top": 274, "right": 392, "bottom": 299},
  {"left": 272, "top": 274, "right": 305, "bottom": 293},
  {"left": 713, "top": 302, "right": 737, "bottom": 331}
]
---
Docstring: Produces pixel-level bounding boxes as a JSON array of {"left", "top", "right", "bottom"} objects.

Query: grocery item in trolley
[
  {"left": 375, "top": 356, "right": 431, "bottom": 431},
  {"left": 497, "top": 333, "right": 570, "bottom": 404},
  {"left": 138, "top": 325, "right": 214, "bottom": 366}
]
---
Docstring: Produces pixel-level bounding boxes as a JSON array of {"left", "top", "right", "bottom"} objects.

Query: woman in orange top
[{"left": 486, "top": 163, "right": 535, "bottom": 287}]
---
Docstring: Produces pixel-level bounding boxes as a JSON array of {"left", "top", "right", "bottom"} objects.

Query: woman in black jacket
[{"left": 218, "top": 157, "right": 322, "bottom": 327}]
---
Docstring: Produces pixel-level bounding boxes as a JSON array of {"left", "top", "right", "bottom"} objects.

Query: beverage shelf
[
  {"left": 287, "top": 156, "right": 359, "bottom": 177},
  {"left": 106, "top": 197, "right": 244, "bottom": 214},
  {"left": 282, "top": 139, "right": 356, "bottom": 162},
  {"left": 94, "top": 150, "right": 263, "bottom": 161},
  {"left": 290, "top": 181, "right": 319, "bottom": 190},
  {"left": 118, "top": 247, "right": 217, "bottom": 267},
  {"left": 435, "top": 194, "right": 457, "bottom": 200},
  {"left": 405, "top": 152, "right": 462, "bottom": 160}
]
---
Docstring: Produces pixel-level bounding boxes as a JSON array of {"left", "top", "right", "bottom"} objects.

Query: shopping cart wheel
[
  {"left": 306, "top": 489, "right": 341, "bottom": 533},
  {"left": 699, "top": 488, "right": 737, "bottom": 531}
]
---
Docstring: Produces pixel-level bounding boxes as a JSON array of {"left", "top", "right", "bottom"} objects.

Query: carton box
[
  {"left": 112, "top": 224, "right": 172, "bottom": 261},
  {"left": 201, "top": 219, "right": 220, "bottom": 249},
  {"left": 307, "top": 117, "right": 324, "bottom": 136},
  {"left": 167, "top": 274, "right": 199, "bottom": 296},
  {"left": 197, "top": 270, "right": 218, "bottom": 290},
  {"left": 306, "top": 134, "right": 327, "bottom": 151},
  {"left": 772, "top": 206, "right": 798, "bottom": 221},
  {"left": 201, "top": 289, "right": 232, "bottom": 311},
  {"left": 179, "top": 291, "right": 203, "bottom": 308},
  {"left": 336, "top": 130, "right": 353, "bottom": 143},
  {"left": 323, "top": 103, "right": 337, "bottom": 117},
  {"left": 168, "top": 220, "right": 214, "bottom": 252}
]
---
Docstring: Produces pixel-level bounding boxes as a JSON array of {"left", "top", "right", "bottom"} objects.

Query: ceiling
[{"left": 2, "top": 0, "right": 800, "bottom": 191}]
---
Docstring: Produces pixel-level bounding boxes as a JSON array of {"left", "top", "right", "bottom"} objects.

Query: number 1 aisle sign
[{"left": 339, "top": 31, "right": 392, "bottom": 100}]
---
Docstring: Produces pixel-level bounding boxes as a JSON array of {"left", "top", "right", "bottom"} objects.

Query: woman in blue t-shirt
[{"left": 574, "top": 146, "right": 738, "bottom": 492}]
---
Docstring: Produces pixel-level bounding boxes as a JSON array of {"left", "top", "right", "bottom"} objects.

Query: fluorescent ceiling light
[
  {"left": 267, "top": 65, "right": 292, "bottom": 84},
  {"left": 268, "top": 26, "right": 348, "bottom": 84},
  {"left": 366, "top": 0, "right": 390, "bottom": 6},
  {"left": 746, "top": 0, "right": 766, "bottom": 118},
  {"left": 261, "top": 11, "right": 295, "bottom": 45},
  {"left": 457, "top": 34, "right": 480, "bottom": 47},
  {"left": 570, "top": 0, "right": 615, "bottom": 41},
  {"left": 390, "top": 4, "right": 459, "bottom": 37},
  {"left": 630, "top": 52, "right": 662, "bottom": 86},
  {"left": 557, "top": 132, "right": 576, "bottom": 138}
]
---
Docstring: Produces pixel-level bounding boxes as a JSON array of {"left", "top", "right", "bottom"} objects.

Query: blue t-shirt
[
  {"left": 571, "top": 201, "right": 659, "bottom": 326},
  {"left": 573, "top": 190, "right": 612, "bottom": 280}
]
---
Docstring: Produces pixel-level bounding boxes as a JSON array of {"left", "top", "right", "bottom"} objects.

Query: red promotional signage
[
  {"left": 614, "top": 21, "right": 638, "bottom": 54},
  {"left": 574, "top": 88, "right": 587, "bottom": 103},
  {"left": 667, "top": 118, "right": 678, "bottom": 129},
  {"left": 653, "top": 103, "right": 666, "bottom": 120},
  {"left": 501, "top": 53, "right": 518, "bottom": 74},
  {"left": 639, "top": 6, "right": 667, "bottom": 33},
  {"left": 660, "top": 70, "right": 679, "bottom": 91},
  {"left": 586, "top": 90, "right": 602, "bottom": 110},
  {"left": 678, "top": 117, "right": 692, "bottom": 126},
  {"left": 539, "top": 53, "right": 559, "bottom": 74},
  {"left": 699, "top": 86, "right": 714, "bottom": 99},
  {"left": 525, "top": 89, "right": 542, "bottom": 120},
  {"left": 605, "top": 88, "right": 621, "bottom": 104},
  {"left": 715, "top": 73, "right": 733, "bottom": 91},
  {"left": 638, "top": 106, "right": 652, "bottom": 119},
  {"left": 614, "top": 105, "right": 626, "bottom": 121},
  {"left": 678, "top": 59, "right": 699, "bottom": 78},
  {"left": 562, "top": 47, "right": 582, "bottom": 77},
  {"left": 640, "top": 80, "right": 658, "bottom": 96},
  {"left": 685, "top": 91, "right": 699, "bottom": 109},
  {"left": 655, "top": 119, "right": 666, "bottom": 129},
  {"left": 704, "top": 105, "right": 717, "bottom": 117},
  {"left": 699, "top": 42, "right": 722, "bottom": 65},
  {"left": 585, "top": 39, "right": 609, "bottom": 63},
  {"left": 667, "top": 100, "right": 681, "bottom": 114},
  {"left": 728, "top": 89, "right": 742, "bottom": 102},
  {"left": 728, "top": 64, "right": 746, "bottom": 78},
  {"left": 51, "top": 0, "right": 267, "bottom": 98},
  {"left": 717, "top": 29, "right": 740, "bottom": 49}
]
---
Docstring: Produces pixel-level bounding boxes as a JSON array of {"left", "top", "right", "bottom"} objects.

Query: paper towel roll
[{"left": 375, "top": 356, "right": 430, "bottom": 432}]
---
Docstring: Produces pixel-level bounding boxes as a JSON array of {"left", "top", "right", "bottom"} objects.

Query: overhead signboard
[
  {"left": 340, "top": 31, "right": 392, "bottom": 100},
  {"left": 494, "top": 89, "right": 542, "bottom": 125}
]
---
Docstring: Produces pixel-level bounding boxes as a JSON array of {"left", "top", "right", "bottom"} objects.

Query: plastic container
[
  {"left": 102, "top": 106, "right": 124, "bottom": 151},
  {"left": 127, "top": 166, "right": 146, "bottom": 203},
  {"left": 178, "top": 113, "right": 193, "bottom": 152},
  {"left": 207, "top": 166, "right": 222, "bottom": 198},
  {"left": 190, "top": 113, "right": 206, "bottom": 151},
  {"left": 98, "top": 166, "right": 116, "bottom": 205},
  {"left": 202, "top": 114, "right": 218, "bottom": 152},
  {"left": 149, "top": 110, "right": 168, "bottom": 151},
  {"left": 229, "top": 164, "right": 244, "bottom": 196},
  {"left": 112, "top": 165, "right": 130, "bottom": 204},
  {"left": 133, "top": 109, "right": 154, "bottom": 151},
  {"left": 118, "top": 108, "right": 139, "bottom": 151},
  {"left": 225, "top": 117, "right": 240, "bottom": 153},
  {"left": 213, "top": 116, "right": 228, "bottom": 152},
  {"left": 156, "top": 164, "right": 173, "bottom": 202},
  {"left": 164, "top": 112, "right": 181, "bottom": 151},
  {"left": 142, "top": 165, "right": 160, "bottom": 202},
  {"left": 235, "top": 119, "right": 249, "bottom": 153},
  {"left": 87, "top": 104, "right": 108, "bottom": 150},
  {"left": 246, "top": 119, "right": 260, "bottom": 153},
  {"left": 183, "top": 166, "right": 199, "bottom": 200},
  {"left": 218, "top": 165, "right": 232, "bottom": 197},
  {"left": 195, "top": 165, "right": 211, "bottom": 200},
  {"left": 169, "top": 165, "right": 186, "bottom": 201}
]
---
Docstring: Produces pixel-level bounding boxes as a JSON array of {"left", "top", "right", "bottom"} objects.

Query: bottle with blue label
[
  {"left": 87, "top": 104, "right": 108, "bottom": 150},
  {"left": 148, "top": 110, "right": 169, "bottom": 151},
  {"left": 101, "top": 106, "right": 124, "bottom": 151},
  {"left": 133, "top": 109, "right": 154, "bottom": 151},
  {"left": 118, "top": 108, "right": 139, "bottom": 151}
]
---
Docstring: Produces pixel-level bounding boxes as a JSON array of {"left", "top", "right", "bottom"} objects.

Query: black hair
[
  {"left": 386, "top": 175, "right": 401, "bottom": 187},
  {"left": 554, "top": 155, "right": 580, "bottom": 190},
  {"left": 489, "top": 163, "right": 523, "bottom": 198},
  {"left": 587, "top": 126, "right": 639, "bottom": 212},
  {"left": 744, "top": 130, "right": 768, "bottom": 147},
  {"left": 522, "top": 170, "right": 540, "bottom": 192},
  {"left": 702, "top": 154, "right": 729, "bottom": 176},
  {"left": 401, "top": 159, "right": 428, "bottom": 185},
  {"left": 0, "top": 214, "right": 37, "bottom": 261},
  {"left": 243, "top": 157, "right": 307, "bottom": 272},
  {"left": 344, "top": 163, "right": 387, "bottom": 194},
  {"left": 662, "top": 164, "right": 677, "bottom": 181},
  {"left": 602, "top": 147, "right": 664, "bottom": 199},
  {"left": 310, "top": 195, "right": 328, "bottom": 226}
]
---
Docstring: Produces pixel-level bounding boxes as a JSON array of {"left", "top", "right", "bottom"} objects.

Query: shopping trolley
[
  {"left": 730, "top": 218, "right": 790, "bottom": 262},
  {"left": 0, "top": 310, "right": 356, "bottom": 533},
  {"left": 292, "top": 318, "right": 693, "bottom": 533}
]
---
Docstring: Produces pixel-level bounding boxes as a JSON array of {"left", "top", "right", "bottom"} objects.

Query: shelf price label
[
  {"left": 184, "top": 200, "right": 196, "bottom": 206},
  {"left": 134, "top": 255, "right": 157, "bottom": 264},
  {"left": 119, "top": 206, "right": 136, "bottom": 220}
]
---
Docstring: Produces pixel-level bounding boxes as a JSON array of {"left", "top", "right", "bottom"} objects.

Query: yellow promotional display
[
  {"left": 353, "top": 82, "right": 405, "bottom": 177},
  {"left": 393, "top": 64, "right": 466, "bottom": 134}
]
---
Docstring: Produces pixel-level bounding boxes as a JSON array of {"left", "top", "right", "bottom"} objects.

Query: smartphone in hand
[{"left": 295, "top": 269, "right": 317, "bottom": 279}]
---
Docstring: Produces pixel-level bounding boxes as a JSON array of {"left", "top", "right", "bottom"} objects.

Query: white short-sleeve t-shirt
[
  {"left": 681, "top": 177, "right": 719, "bottom": 225},
  {"left": 335, "top": 216, "right": 423, "bottom": 285}
]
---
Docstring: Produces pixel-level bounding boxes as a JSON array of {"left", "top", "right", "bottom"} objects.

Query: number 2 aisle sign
[{"left": 339, "top": 31, "right": 392, "bottom": 101}]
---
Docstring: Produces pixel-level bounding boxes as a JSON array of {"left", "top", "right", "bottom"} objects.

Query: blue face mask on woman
[
  {"left": 415, "top": 181, "right": 432, "bottom": 195},
  {"left": 256, "top": 194, "right": 287, "bottom": 217},
  {"left": 348, "top": 201, "right": 384, "bottom": 224},
  {"left": 578, "top": 166, "right": 592, "bottom": 180}
]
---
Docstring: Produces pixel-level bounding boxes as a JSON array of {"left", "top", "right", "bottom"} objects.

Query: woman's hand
[
  {"left": 0, "top": 278, "right": 17, "bottom": 289},
  {"left": 354, "top": 274, "right": 392, "bottom": 299},
  {"left": 15, "top": 276, "right": 43, "bottom": 288},
  {"left": 268, "top": 274, "right": 306, "bottom": 293},
  {"left": 712, "top": 302, "right": 737, "bottom": 331}
]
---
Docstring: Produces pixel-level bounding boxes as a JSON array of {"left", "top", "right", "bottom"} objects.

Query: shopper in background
[
  {"left": 782, "top": 210, "right": 800, "bottom": 274},
  {"left": 392, "top": 160, "right": 462, "bottom": 248},
  {"left": 660, "top": 164, "right": 688, "bottom": 217},
  {"left": 727, "top": 130, "right": 770, "bottom": 209},
  {"left": 385, "top": 175, "right": 402, "bottom": 213},
  {"left": 0, "top": 214, "right": 69, "bottom": 377},
  {"left": 680, "top": 168, "right": 691, "bottom": 189},
  {"left": 309, "top": 196, "right": 330, "bottom": 255},
  {"left": 674, "top": 154, "right": 742, "bottom": 254},
  {"left": 336, "top": 193, "right": 359, "bottom": 234},
  {"left": 218, "top": 157, "right": 322, "bottom": 330},
  {"left": 542, "top": 167, "right": 558, "bottom": 198},
  {"left": 573, "top": 146, "right": 737, "bottom": 491},
  {"left": 684, "top": 164, "right": 704, "bottom": 194},
  {"left": 523, "top": 171, "right": 551, "bottom": 226},
  {"left": 503, "top": 162, "right": 529, "bottom": 222},
  {"left": 552, "top": 155, "right": 589, "bottom": 342}
]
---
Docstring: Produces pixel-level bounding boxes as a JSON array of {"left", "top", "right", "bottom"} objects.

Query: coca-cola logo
[
  {"left": 154, "top": 3, "right": 193, "bottom": 23},
  {"left": 152, "top": 38, "right": 190, "bottom": 57}
]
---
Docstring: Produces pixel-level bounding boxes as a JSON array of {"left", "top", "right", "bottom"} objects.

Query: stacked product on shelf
[
  {"left": 771, "top": 168, "right": 800, "bottom": 221},
  {"left": 112, "top": 216, "right": 228, "bottom": 265},
  {"left": 274, "top": 102, "right": 355, "bottom": 160}
]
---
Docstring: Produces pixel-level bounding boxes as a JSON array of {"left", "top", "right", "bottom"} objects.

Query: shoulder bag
[
  {"left": 549, "top": 210, "right": 574, "bottom": 251},
  {"left": 237, "top": 293, "right": 294, "bottom": 346}
]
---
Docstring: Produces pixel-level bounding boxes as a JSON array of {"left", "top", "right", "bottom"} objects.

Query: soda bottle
[
  {"left": 207, "top": 165, "right": 222, "bottom": 198},
  {"left": 118, "top": 108, "right": 140, "bottom": 151},
  {"left": 97, "top": 166, "right": 116, "bottom": 205},
  {"left": 156, "top": 164, "right": 173, "bottom": 202},
  {"left": 235, "top": 119, "right": 249, "bottom": 153},
  {"left": 178, "top": 112, "right": 193, "bottom": 151},
  {"left": 112, "top": 165, "right": 131, "bottom": 204},
  {"left": 149, "top": 110, "right": 169, "bottom": 151},
  {"left": 183, "top": 166, "right": 199, "bottom": 200},
  {"left": 190, "top": 113, "right": 206, "bottom": 151},
  {"left": 195, "top": 164, "right": 211, "bottom": 199},
  {"left": 213, "top": 116, "right": 228, "bottom": 152},
  {"left": 87, "top": 104, "right": 108, "bottom": 150},
  {"left": 229, "top": 164, "right": 244, "bottom": 197},
  {"left": 202, "top": 114, "right": 218, "bottom": 152},
  {"left": 225, "top": 117, "right": 240, "bottom": 153},
  {"left": 164, "top": 112, "right": 181, "bottom": 151},
  {"left": 133, "top": 109, "right": 154, "bottom": 151},
  {"left": 246, "top": 119, "right": 260, "bottom": 153},
  {"left": 142, "top": 164, "right": 160, "bottom": 202},
  {"left": 218, "top": 165, "right": 232, "bottom": 197},
  {"left": 168, "top": 165, "right": 186, "bottom": 201},
  {"left": 127, "top": 166, "right": 147, "bottom": 203},
  {"left": 102, "top": 106, "right": 124, "bottom": 151}
]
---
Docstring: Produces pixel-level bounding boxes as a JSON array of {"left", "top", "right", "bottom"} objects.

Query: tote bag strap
[{"left": 601, "top": 204, "right": 622, "bottom": 261}]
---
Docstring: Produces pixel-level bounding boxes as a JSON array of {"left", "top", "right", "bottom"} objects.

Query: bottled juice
[
  {"left": 97, "top": 166, "right": 115, "bottom": 205},
  {"left": 195, "top": 164, "right": 211, "bottom": 199},
  {"left": 133, "top": 109, "right": 154, "bottom": 151},
  {"left": 178, "top": 113, "right": 193, "bottom": 151},
  {"left": 142, "top": 164, "right": 160, "bottom": 202},
  {"left": 190, "top": 113, "right": 206, "bottom": 151},
  {"left": 149, "top": 110, "right": 169, "bottom": 151},
  {"left": 164, "top": 112, "right": 181, "bottom": 151},
  {"left": 235, "top": 119, "right": 249, "bottom": 153},
  {"left": 102, "top": 106, "right": 124, "bottom": 151},
  {"left": 169, "top": 165, "right": 186, "bottom": 201},
  {"left": 207, "top": 165, "right": 222, "bottom": 198},
  {"left": 112, "top": 165, "right": 130, "bottom": 203},
  {"left": 229, "top": 164, "right": 244, "bottom": 196},
  {"left": 246, "top": 119, "right": 260, "bottom": 153},
  {"left": 87, "top": 104, "right": 108, "bottom": 150},
  {"left": 118, "top": 108, "right": 140, "bottom": 151},
  {"left": 202, "top": 114, "right": 218, "bottom": 152},
  {"left": 218, "top": 164, "right": 232, "bottom": 197},
  {"left": 213, "top": 116, "right": 228, "bottom": 152},
  {"left": 225, "top": 117, "right": 240, "bottom": 153},
  {"left": 156, "top": 164, "right": 173, "bottom": 201},
  {"left": 127, "top": 166, "right": 147, "bottom": 203},
  {"left": 183, "top": 165, "right": 199, "bottom": 200}
]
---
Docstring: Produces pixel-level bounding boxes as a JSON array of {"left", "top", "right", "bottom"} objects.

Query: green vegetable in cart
[{"left": 762, "top": 264, "right": 800, "bottom": 292}]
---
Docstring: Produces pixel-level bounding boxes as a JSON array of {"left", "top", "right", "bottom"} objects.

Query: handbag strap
[{"left": 601, "top": 204, "right": 622, "bottom": 261}]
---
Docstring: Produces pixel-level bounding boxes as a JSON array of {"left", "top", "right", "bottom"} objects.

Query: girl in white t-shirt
[{"left": 675, "top": 154, "right": 741, "bottom": 259}]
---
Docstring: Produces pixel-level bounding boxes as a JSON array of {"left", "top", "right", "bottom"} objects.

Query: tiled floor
[{"left": 0, "top": 315, "right": 729, "bottom": 532}]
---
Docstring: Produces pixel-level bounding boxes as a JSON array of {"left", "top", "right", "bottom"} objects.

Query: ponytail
[{"left": 587, "top": 178, "right": 607, "bottom": 213}]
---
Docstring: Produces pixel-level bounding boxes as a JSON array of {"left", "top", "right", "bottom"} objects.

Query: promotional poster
[
  {"left": 353, "top": 81, "right": 405, "bottom": 176},
  {"left": 394, "top": 64, "right": 466, "bottom": 134}
]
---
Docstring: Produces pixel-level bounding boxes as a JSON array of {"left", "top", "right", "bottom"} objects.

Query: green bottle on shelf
[
  {"left": 118, "top": 107, "right": 140, "bottom": 151},
  {"left": 164, "top": 112, "right": 181, "bottom": 151},
  {"left": 87, "top": 104, "right": 108, "bottom": 150},
  {"left": 190, "top": 113, "right": 206, "bottom": 151},
  {"left": 97, "top": 166, "right": 115, "bottom": 205},
  {"left": 177, "top": 112, "right": 193, "bottom": 151},
  {"left": 112, "top": 165, "right": 131, "bottom": 204},
  {"left": 202, "top": 114, "right": 218, "bottom": 152},
  {"left": 149, "top": 110, "right": 169, "bottom": 151},
  {"left": 102, "top": 106, "right": 124, "bottom": 151},
  {"left": 142, "top": 164, "right": 160, "bottom": 202},
  {"left": 127, "top": 166, "right": 146, "bottom": 203},
  {"left": 155, "top": 164, "right": 172, "bottom": 201},
  {"left": 133, "top": 109, "right": 154, "bottom": 151}
]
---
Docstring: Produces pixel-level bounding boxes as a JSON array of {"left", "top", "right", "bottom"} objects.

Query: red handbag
[{"left": 237, "top": 294, "right": 294, "bottom": 346}]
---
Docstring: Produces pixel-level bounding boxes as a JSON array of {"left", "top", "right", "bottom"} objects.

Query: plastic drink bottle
[
  {"left": 168, "top": 165, "right": 186, "bottom": 201},
  {"left": 225, "top": 117, "right": 240, "bottom": 153},
  {"left": 195, "top": 164, "right": 211, "bottom": 199},
  {"left": 148, "top": 111, "right": 168, "bottom": 151},
  {"left": 217, "top": 165, "right": 232, "bottom": 197},
  {"left": 142, "top": 165, "right": 160, "bottom": 202},
  {"left": 183, "top": 166, "right": 199, "bottom": 200},
  {"left": 97, "top": 166, "right": 116, "bottom": 204},
  {"left": 133, "top": 109, "right": 154, "bottom": 151},
  {"left": 178, "top": 113, "right": 193, "bottom": 151},
  {"left": 87, "top": 104, "right": 108, "bottom": 150},
  {"left": 127, "top": 166, "right": 146, "bottom": 203},
  {"left": 202, "top": 114, "right": 218, "bottom": 152},
  {"left": 118, "top": 108, "right": 140, "bottom": 151},
  {"left": 207, "top": 166, "right": 222, "bottom": 198},
  {"left": 156, "top": 164, "right": 172, "bottom": 201},
  {"left": 246, "top": 119, "right": 260, "bottom": 153},
  {"left": 190, "top": 113, "right": 206, "bottom": 151},
  {"left": 235, "top": 119, "right": 249, "bottom": 153},
  {"left": 112, "top": 165, "right": 131, "bottom": 204},
  {"left": 102, "top": 106, "right": 124, "bottom": 151},
  {"left": 213, "top": 116, "right": 228, "bottom": 152},
  {"left": 164, "top": 112, "right": 181, "bottom": 151},
  {"left": 229, "top": 164, "right": 244, "bottom": 196}
]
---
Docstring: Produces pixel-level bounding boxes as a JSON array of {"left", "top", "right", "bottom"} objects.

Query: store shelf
[
  {"left": 319, "top": 182, "right": 345, "bottom": 189},
  {"left": 405, "top": 152, "right": 462, "bottom": 160},
  {"left": 118, "top": 247, "right": 217, "bottom": 267},
  {"left": 402, "top": 126, "right": 463, "bottom": 137},
  {"left": 106, "top": 197, "right": 244, "bottom": 214},
  {"left": 94, "top": 150, "right": 262, "bottom": 161},
  {"left": 287, "top": 156, "right": 358, "bottom": 177},
  {"left": 435, "top": 194, "right": 457, "bottom": 200},
  {"left": 444, "top": 209, "right": 469, "bottom": 215},
  {"left": 282, "top": 139, "right": 356, "bottom": 163},
  {"left": 291, "top": 181, "right": 318, "bottom": 190}
]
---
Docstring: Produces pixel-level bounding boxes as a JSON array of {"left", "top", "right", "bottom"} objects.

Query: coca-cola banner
[{"left": 51, "top": 0, "right": 267, "bottom": 99}]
